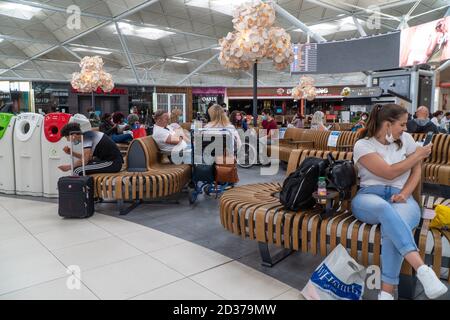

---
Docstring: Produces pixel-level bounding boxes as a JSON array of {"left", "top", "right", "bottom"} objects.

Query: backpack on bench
[{"left": 280, "top": 157, "right": 329, "bottom": 211}]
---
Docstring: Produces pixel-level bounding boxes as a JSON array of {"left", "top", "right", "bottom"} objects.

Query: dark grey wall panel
[{"left": 293, "top": 32, "right": 401, "bottom": 74}]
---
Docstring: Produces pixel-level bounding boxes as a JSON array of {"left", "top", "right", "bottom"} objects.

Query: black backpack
[
  {"left": 326, "top": 153, "right": 356, "bottom": 199},
  {"left": 280, "top": 157, "right": 329, "bottom": 211}
]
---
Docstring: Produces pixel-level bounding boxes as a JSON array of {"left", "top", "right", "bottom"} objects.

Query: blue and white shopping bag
[{"left": 302, "top": 244, "right": 366, "bottom": 300}]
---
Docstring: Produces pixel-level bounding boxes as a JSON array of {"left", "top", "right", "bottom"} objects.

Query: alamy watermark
[
  {"left": 66, "top": 265, "right": 81, "bottom": 290},
  {"left": 66, "top": 5, "right": 81, "bottom": 31},
  {"left": 170, "top": 128, "right": 280, "bottom": 176}
]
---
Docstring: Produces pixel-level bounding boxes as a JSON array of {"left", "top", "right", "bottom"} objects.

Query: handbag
[
  {"left": 430, "top": 204, "right": 450, "bottom": 230},
  {"left": 132, "top": 127, "right": 147, "bottom": 139},
  {"left": 215, "top": 155, "right": 239, "bottom": 184}
]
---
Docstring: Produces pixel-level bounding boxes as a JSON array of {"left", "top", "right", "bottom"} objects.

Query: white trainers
[
  {"left": 416, "top": 265, "right": 448, "bottom": 299},
  {"left": 378, "top": 291, "right": 394, "bottom": 300}
]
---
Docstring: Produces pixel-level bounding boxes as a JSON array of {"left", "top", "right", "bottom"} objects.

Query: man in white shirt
[{"left": 152, "top": 110, "right": 190, "bottom": 164}]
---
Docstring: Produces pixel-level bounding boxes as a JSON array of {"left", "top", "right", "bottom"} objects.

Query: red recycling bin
[{"left": 44, "top": 113, "right": 72, "bottom": 143}]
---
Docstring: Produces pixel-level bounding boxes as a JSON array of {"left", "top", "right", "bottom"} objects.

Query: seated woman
[
  {"left": 352, "top": 103, "right": 447, "bottom": 300},
  {"left": 230, "top": 110, "right": 248, "bottom": 132},
  {"left": 99, "top": 113, "right": 133, "bottom": 143},
  {"left": 310, "top": 111, "right": 328, "bottom": 131},
  {"left": 290, "top": 113, "right": 304, "bottom": 128},
  {"left": 205, "top": 104, "right": 242, "bottom": 158},
  {"left": 351, "top": 112, "right": 369, "bottom": 132}
]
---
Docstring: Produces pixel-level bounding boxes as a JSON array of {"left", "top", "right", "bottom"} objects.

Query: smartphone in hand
[{"left": 423, "top": 131, "right": 433, "bottom": 146}]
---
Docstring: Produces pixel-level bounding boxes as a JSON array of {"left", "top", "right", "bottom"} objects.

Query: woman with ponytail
[{"left": 352, "top": 104, "right": 447, "bottom": 300}]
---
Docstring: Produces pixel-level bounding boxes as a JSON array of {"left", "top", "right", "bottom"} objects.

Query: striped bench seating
[
  {"left": 272, "top": 130, "right": 362, "bottom": 163},
  {"left": 219, "top": 149, "right": 450, "bottom": 298},
  {"left": 90, "top": 136, "right": 191, "bottom": 214},
  {"left": 411, "top": 133, "right": 450, "bottom": 186}
]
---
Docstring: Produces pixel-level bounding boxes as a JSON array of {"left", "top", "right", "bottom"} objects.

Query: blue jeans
[
  {"left": 351, "top": 185, "right": 421, "bottom": 285},
  {"left": 111, "top": 133, "right": 133, "bottom": 143}
]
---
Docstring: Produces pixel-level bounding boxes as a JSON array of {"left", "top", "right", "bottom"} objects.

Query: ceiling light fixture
[
  {"left": 294, "top": 16, "right": 362, "bottom": 36},
  {"left": 0, "top": 3, "right": 42, "bottom": 20},
  {"left": 114, "top": 22, "right": 175, "bottom": 40},
  {"left": 71, "top": 47, "right": 113, "bottom": 55},
  {"left": 185, "top": 0, "right": 249, "bottom": 16}
]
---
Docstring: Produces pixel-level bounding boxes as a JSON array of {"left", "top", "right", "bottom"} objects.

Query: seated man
[
  {"left": 407, "top": 106, "right": 441, "bottom": 134},
  {"left": 58, "top": 122, "right": 123, "bottom": 175},
  {"left": 152, "top": 109, "right": 190, "bottom": 164}
]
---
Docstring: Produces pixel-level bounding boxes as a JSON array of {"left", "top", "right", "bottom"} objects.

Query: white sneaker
[
  {"left": 416, "top": 265, "right": 448, "bottom": 299},
  {"left": 378, "top": 291, "right": 394, "bottom": 300}
]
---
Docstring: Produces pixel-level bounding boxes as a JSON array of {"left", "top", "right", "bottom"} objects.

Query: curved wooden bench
[
  {"left": 219, "top": 149, "right": 450, "bottom": 298},
  {"left": 90, "top": 136, "right": 191, "bottom": 214},
  {"left": 411, "top": 133, "right": 450, "bottom": 186},
  {"left": 272, "top": 130, "right": 362, "bottom": 162}
]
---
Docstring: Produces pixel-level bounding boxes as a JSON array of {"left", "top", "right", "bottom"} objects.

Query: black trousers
[{"left": 74, "top": 160, "right": 123, "bottom": 176}]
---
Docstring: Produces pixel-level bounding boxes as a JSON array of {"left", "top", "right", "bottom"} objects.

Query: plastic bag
[
  {"left": 301, "top": 244, "right": 366, "bottom": 300},
  {"left": 430, "top": 205, "right": 450, "bottom": 229}
]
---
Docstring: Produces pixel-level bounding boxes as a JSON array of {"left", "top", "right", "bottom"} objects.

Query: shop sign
[
  {"left": 71, "top": 87, "right": 128, "bottom": 95},
  {"left": 192, "top": 87, "right": 225, "bottom": 95},
  {"left": 315, "top": 88, "right": 329, "bottom": 94}
]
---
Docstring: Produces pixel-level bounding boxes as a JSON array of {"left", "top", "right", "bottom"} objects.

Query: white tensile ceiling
[{"left": 0, "top": 0, "right": 448, "bottom": 87}]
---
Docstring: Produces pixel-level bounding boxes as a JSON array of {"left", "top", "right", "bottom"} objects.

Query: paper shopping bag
[{"left": 301, "top": 244, "right": 366, "bottom": 300}]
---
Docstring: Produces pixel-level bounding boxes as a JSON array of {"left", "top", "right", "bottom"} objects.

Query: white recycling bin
[
  {"left": 42, "top": 113, "right": 72, "bottom": 198},
  {"left": 14, "top": 113, "right": 44, "bottom": 196},
  {"left": 0, "top": 113, "right": 16, "bottom": 194}
]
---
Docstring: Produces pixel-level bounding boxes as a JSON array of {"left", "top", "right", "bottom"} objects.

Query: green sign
[{"left": 0, "top": 113, "right": 14, "bottom": 140}]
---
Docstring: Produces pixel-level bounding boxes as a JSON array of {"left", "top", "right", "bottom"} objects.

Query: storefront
[
  {"left": 227, "top": 87, "right": 300, "bottom": 124},
  {"left": 192, "top": 87, "right": 225, "bottom": 118},
  {"left": 32, "top": 82, "right": 70, "bottom": 114},
  {"left": 68, "top": 86, "right": 130, "bottom": 115},
  {"left": 0, "top": 81, "right": 32, "bottom": 114},
  {"left": 154, "top": 86, "right": 193, "bottom": 122},
  {"left": 127, "top": 86, "right": 154, "bottom": 125},
  {"left": 227, "top": 85, "right": 369, "bottom": 124}
]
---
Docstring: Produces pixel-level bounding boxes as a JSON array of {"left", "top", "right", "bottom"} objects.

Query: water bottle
[{"left": 318, "top": 177, "right": 327, "bottom": 203}]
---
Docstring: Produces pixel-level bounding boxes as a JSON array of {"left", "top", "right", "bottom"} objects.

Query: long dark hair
[{"left": 361, "top": 104, "right": 408, "bottom": 149}]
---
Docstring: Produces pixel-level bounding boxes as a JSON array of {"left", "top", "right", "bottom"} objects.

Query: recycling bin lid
[
  {"left": 44, "top": 112, "right": 72, "bottom": 143},
  {"left": 0, "top": 113, "right": 14, "bottom": 140},
  {"left": 15, "top": 113, "right": 43, "bottom": 142}
]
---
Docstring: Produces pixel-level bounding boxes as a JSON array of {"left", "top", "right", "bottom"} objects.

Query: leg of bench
[
  {"left": 258, "top": 242, "right": 292, "bottom": 267},
  {"left": 117, "top": 199, "right": 141, "bottom": 216},
  {"left": 399, "top": 273, "right": 421, "bottom": 300}
]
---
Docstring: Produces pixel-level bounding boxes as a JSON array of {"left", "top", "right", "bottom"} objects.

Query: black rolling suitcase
[{"left": 58, "top": 133, "right": 94, "bottom": 218}]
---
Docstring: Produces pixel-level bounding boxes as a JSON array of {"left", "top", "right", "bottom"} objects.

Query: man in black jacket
[
  {"left": 407, "top": 106, "right": 441, "bottom": 133},
  {"left": 58, "top": 122, "right": 123, "bottom": 175}
]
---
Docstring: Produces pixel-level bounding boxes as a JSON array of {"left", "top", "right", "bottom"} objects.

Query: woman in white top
[
  {"left": 430, "top": 110, "right": 444, "bottom": 128},
  {"left": 352, "top": 104, "right": 447, "bottom": 300},
  {"left": 310, "top": 111, "right": 328, "bottom": 131},
  {"left": 204, "top": 104, "right": 242, "bottom": 151}
]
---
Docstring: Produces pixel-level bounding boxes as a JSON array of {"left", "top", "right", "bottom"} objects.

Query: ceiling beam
[
  {"left": 409, "top": 4, "right": 450, "bottom": 21},
  {"left": 352, "top": 16, "right": 367, "bottom": 36},
  {"left": 62, "top": 46, "right": 82, "bottom": 61},
  {"left": 114, "top": 22, "right": 141, "bottom": 84},
  {"left": 273, "top": 3, "right": 326, "bottom": 43},
  {"left": 177, "top": 53, "right": 219, "bottom": 85},
  {"left": 0, "top": 0, "right": 161, "bottom": 76},
  {"left": 3, "top": 0, "right": 112, "bottom": 20}
]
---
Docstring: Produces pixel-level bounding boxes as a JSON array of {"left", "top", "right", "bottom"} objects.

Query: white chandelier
[
  {"left": 218, "top": 1, "right": 294, "bottom": 71},
  {"left": 71, "top": 56, "right": 114, "bottom": 93},
  {"left": 291, "top": 76, "right": 317, "bottom": 101}
]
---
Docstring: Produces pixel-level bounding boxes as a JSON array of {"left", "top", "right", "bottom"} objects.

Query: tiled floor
[
  {"left": 1, "top": 166, "right": 448, "bottom": 300},
  {"left": 0, "top": 180, "right": 302, "bottom": 300}
]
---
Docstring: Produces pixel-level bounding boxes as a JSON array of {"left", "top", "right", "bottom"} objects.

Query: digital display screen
[{"left": 291, "top": 32, "right": 401, "bottom": 74}]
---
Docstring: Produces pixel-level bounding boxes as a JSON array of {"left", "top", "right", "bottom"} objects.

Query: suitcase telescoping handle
[{"left": 69, "top": 131, "right": 86, "bottom": 176}]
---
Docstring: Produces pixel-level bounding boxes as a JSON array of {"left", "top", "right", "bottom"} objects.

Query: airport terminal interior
[{"left": 0, "top": 0, "right": 450, "bottom": 302}]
